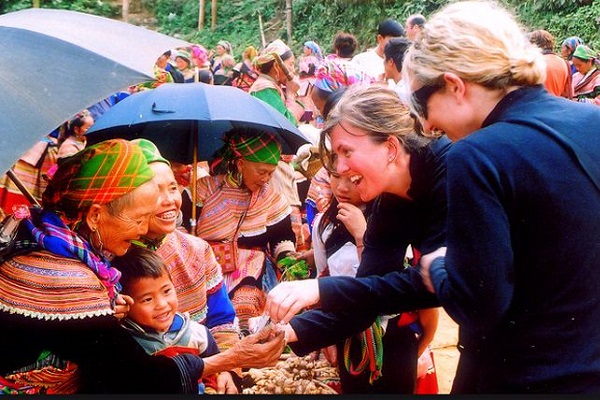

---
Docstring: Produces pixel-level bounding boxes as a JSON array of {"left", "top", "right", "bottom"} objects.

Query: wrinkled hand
[
  {"left": 113, "top": 294, "right": 134, "bottom": 320},
  {"left": 216, "top": 371, "right": 238, "bottom": 394},
  {"left": 265, "top": 279, "right": 320, "bottom": 324},
  {"left": 233, "top": 325, "right": 286, "bottom": 368},
  {"left": 287, "top": 249, "right": 315, "bottom": 270},
  {"left": 419, "top": 247, "right": 446, "bottom": 293},
  {"left": 336, "top": 202, "right": 366, "bottom": 241}
]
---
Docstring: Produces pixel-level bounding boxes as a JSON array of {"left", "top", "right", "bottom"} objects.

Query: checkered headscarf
[
  {"left": 43, "top": 139, "right": 154, "bottom": 222},
  {"left": 210, "top": 128, "right": 281, "bottom": 173}
]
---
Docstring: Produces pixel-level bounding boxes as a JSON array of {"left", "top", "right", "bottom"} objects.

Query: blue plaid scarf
[{"left": 20, "top": 208, "right": 122, "bottom": 303}]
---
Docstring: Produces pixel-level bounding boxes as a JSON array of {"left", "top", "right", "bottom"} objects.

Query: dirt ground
[{"left": 429, "top": 308, "right": 460, "bottom": 394}]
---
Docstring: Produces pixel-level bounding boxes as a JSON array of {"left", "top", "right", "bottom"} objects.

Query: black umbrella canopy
[
  {"left": 0, "top": 8, "right": 190, "bottom": 175},
  {"left": 86, "top": 82, "right": 312, "bottom": 164}
]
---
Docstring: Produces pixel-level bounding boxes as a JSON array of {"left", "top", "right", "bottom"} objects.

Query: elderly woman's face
[
  {"left": 329, "top": 122, "right": 411, "bottom": 201},
  {"left": 146, "top": 162, "right": 182, "bottom": 238},
  {"left": 238, "top": 159, "right": 277, "bottom": 193},
  {"left": 98, "top": 181, "right": 159, "bottom": 256}
]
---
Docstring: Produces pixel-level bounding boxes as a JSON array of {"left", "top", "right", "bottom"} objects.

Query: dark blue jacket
[{"left": 308, "top": 86, "right": 600, "bottom": 393}]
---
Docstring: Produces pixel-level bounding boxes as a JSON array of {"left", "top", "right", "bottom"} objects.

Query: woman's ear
[
  {"left": 86, "top": 204, "right": 103, "bottom": 231},
  {"left": 443, "top": 72, "right": 466, "bottom": 100},
  {"left": 387, "top": 136, "right": 399, "bottom": 163},
  {"left": 236, "top": 158, "right": 244, "bottom": 173}
]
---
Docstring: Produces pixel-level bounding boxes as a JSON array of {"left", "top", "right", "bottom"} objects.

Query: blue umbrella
[{"left": 86, "top": 82, "right": 312, "bottom": 163}]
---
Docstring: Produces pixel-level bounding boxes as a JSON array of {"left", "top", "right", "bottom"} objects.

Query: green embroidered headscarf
[
  {"left": 210, "top": 128, "right": 282, "bottom": 173},
  {"left": 131, "top": 138, "right": 170, "bottom": 166},
  {"left": 43, "top": 139, "right": 154, "bottom": 217}
]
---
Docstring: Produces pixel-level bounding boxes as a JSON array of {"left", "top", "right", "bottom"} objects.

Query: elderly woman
[
  {"left": 195, "top": 127, "right": 297, "bottom": 335},
  {"left": 0, "top": 139, "right": 285, "bottom": 394},
  {"left": 249, "top": 39, "right": 304, "bottom": 125},
  {"left": 571, "top": 44, "right": 600, "bottom": 105},
  {"left": 266, "top": 0, "right": 600, "bottom": 394},
  {"left": 131, "top": 139, "right": 242, "bottom": 393}
]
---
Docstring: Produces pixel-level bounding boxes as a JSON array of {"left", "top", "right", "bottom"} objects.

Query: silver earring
[
  {"left": 92, "top": 228, "right": 104, "bottom": 254},
  {"left": 236, "top": 171, "right": 243, "bottom": 186}
]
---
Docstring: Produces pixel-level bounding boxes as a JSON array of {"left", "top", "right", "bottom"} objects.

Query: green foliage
[
  {"left": 278, "top": 255, "right": 311, "bottom": 281},
  {"left": 2, "top": 0, "right": 599, "bottom": 56},
  {"left": 1, "top": 0, "right": 118, "bottom": 16}
]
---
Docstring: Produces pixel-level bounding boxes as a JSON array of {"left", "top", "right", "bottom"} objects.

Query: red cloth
[{"left": 415, "top": 349, "right": 439, "bottom": 394}]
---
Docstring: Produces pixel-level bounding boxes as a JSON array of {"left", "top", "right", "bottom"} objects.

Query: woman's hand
[
  {"left": 113, "top": 294, "right": 134, "bottom": 320},
  {"left": 216, "top": 371, "right": 238, "bottom": 394},
  {"left": 419, "top": 247, "right": 447, "bottom": 293},
  {"left": 232, "top": 325, "right": 286, "bottom": 368},
  {"left": 265, "top": 279, "right": 320, "bottom": 324},
  {"left": 336, "top": 202, "right": 367, "bottom": 242},
  {"left": 289, "top": 249, "right": 315, "bottom": 270}
]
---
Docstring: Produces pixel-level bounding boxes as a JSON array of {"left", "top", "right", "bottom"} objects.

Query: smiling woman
[
  {"left": 195, "top": 127, "right": 297, "bottom": 335},
  {"left": 0, "top": 139, "right": 217, "bottom": 393}
]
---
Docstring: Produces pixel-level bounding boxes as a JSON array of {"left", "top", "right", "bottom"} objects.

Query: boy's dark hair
[
  {"left": 334, "top": 32, "right": 358, "bottom": 58},
  {"left": 384, "top": 37, "right": 411, "bottom": 73},
  {"left": 112, "top": 245, "right": 171, "bottom": 295}
]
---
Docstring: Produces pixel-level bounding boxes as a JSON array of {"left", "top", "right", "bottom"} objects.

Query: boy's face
[{"left": 127, "top": 272, "right": 178, "bottom": 333}]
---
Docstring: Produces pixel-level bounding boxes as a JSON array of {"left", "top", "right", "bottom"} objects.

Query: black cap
[{"left": 378, "top": 18, "right": 404, "bottom": 37}]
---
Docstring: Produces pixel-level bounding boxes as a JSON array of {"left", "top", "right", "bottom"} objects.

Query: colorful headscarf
[
  {"left": 314, "top": 59, "right": 374, "bottom": 93},
  {"left": 562, "top": 36, "right": 585, "bottom": 58},
  {"left": 573, "top": 44, "right": 597, "bottom": 61},
  {"left": 254, "top": 39, "right": 293, "bottom": 67},
  {"left": 131, "top": 138, "right": 170, "bottom": 166},
  {"left": 176, "top": 49, "right": 192, "bottom": 65},
  {"left": 42, "top": 139, "right": 154, "bottom": 221},
  {"left": 217, "top": 40, "right": 232, "bottom": 54},
  {"left": 190, "top": 44, "right": 209, "bottom": 67},
  {"left": 304, "top": 41, "right": 323, "bottom": 60},
  {"left": 210, "top": 129, "right": 281, "bottom": 173}
]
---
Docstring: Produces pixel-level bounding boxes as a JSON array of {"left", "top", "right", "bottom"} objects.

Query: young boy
[{"left": 113, "top": 245, "right": 229, "bottom": 394}]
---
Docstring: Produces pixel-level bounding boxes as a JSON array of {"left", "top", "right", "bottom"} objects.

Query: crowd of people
[{"left": 1, "top": 0, "right": 600, "bottom": 395}]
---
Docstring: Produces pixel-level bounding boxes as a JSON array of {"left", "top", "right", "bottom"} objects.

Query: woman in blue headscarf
[{"left": 299, "top": 40, "right": 323, "bottom": 78}]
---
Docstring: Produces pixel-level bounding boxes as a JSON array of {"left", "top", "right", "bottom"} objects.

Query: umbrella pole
[
  {"left": 6, "top": 169, "right": 41, "bottom": 208},
  {"left": 190, "top": 125, "right": 198, "bottom": 236}
]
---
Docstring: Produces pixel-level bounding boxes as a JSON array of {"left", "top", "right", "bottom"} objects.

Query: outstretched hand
[
  {"left": 265, "top": 279, "right": 320, "bottom": 324},
  {"left": 233, "top": 324, "right": 286, "bottom": 368}
]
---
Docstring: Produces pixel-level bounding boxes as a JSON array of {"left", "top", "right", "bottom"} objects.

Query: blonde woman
[
  {"left": 267, "top": 0, "right": 600, "bottom": 393},
  {"left": 266, "top": 84, "right": 450, "bottom": 393}
]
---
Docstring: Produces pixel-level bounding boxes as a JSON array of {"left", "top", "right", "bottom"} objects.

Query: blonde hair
[
  {"left": 402, "top": 1, "right": 545, "bottom": 104},
  {"left": 319, "top": 84, "right": 430, "bottom": 173}
]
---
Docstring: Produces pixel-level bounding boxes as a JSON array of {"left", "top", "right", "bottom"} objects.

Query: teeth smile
[
  {"left": 350, "top": 175, "right": 362, "bottom": 184},
  {"left": 157, "top": 211, "right": 177, "bottom": 220}
]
